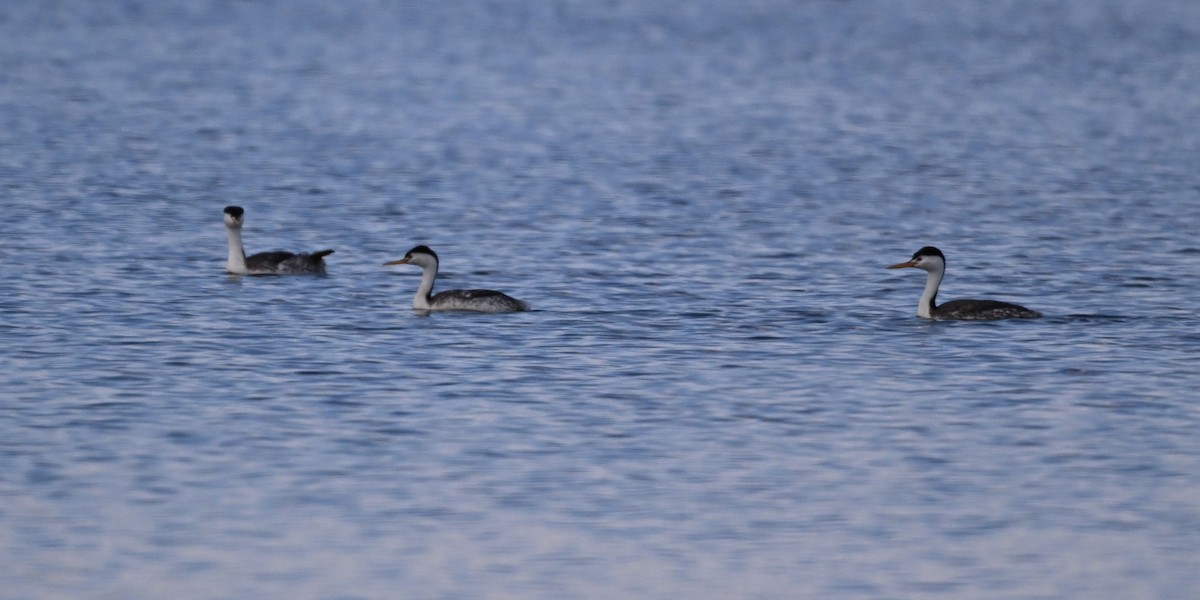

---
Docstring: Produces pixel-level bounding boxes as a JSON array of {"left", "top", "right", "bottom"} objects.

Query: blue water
[{"left": 3, "top": 1, "right": 1200, "bottom": 598}]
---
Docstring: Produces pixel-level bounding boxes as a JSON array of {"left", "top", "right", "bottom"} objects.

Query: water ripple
[{"left": 3, "top": 1, "right": 1200, "bottom": 599}]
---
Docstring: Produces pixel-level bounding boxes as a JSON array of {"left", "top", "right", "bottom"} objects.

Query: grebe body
[
  {"left": 888, "top": 246, "right": 1040, "bottom": 320},
  {"left": 384, "top": 245, "right": 528, "bottom": 313},
  {"left": 224, "top": 206, "right": 333, "bottom": 275}
]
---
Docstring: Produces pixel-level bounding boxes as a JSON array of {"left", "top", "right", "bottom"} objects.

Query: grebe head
[
  {"left": 888, "top": 246, "right": 945, "bottom": 273},
  {"left": 383, "top": 245, "right": 439, "bottom": 269},
  {"left": 224, "top": 206, "right": 245, "bottom": 229}
]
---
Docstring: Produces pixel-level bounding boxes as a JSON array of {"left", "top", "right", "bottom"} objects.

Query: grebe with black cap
[
  {"left": 888, "top": 246, "right": 1041, "bottom": 320},
  {"left": 223, "top": 206, "right": 333, "bottom": 275},
  {"left": 384, "top": 245, "right": 528, "bottom": 313}
]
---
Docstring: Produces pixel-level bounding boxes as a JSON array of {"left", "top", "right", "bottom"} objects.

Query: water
[{"left": 3, "top": 1, "right": 1200, "bottom": 598}]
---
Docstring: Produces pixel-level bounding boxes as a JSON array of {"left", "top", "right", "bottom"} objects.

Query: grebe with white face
[
  {"left": 384, "top": 245, "right": 529, "bottom": 313},
  {"left": 888, "top": 246, "right": 1041, "bottom": 320},
  {"left": 223, "top": 206, "right": 333, "bottom": 275}
]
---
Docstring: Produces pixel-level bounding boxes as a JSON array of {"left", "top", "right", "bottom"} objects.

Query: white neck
[
  {"left": 412, "top": 260, "right": 438, "bottom": 310},
  {"left": 226, "top": 226, "right": 248, "bottom": 274},
  {"left": 917, "top": 267, "right": 943, "bottom": 318}
]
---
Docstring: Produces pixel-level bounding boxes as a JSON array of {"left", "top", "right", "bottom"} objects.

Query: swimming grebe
[
  {"left": 888, "top": 246, "right": 1040, "bottom": 320},
  {"left": 223, "top": 206, "right": 333, "bottom": 275},
  {"left": 384, "top": 245, "right": 528, "bottom": 313}
]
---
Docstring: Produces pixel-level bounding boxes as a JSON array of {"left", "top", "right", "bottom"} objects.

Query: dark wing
[
  {"left": 431, "top": 289, "right": 529, "bottom": 312},
  {"left": 247, "top": 250, "right": 332, "bottom": 274},
  {"left": 246, "top": 251, "right": 299, "bottom": 271},
  {"left": 445, "top": 289, "right": 506, "bottom": 299},
  {"left": 936, "top": 299, "right": 1041, "bottom": 320}
]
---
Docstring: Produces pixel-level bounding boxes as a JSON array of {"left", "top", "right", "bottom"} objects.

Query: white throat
[
  {"left": 226, "top": 226, "right": 248, "bottom": 274},
  {"left": 412, "top": 259, "right": 438, "bottom": 310},
  {"left": 917, "top": 267, "right": 943, "bottom": 319}
]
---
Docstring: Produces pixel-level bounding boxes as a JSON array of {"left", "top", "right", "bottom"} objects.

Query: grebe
[
  {"left": 223, "top": 206, "right": 333, "bottom": 275},
  {"left": 384, "top": 245, "right": 529, "bottom": 313},
  {"left": 888, "top": 246, "right": 1041, "bottom": 320}
]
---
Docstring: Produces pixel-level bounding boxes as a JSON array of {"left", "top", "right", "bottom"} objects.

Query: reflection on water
[{"left": 3, "top": 0, "right": 1200, "bottom": 598}]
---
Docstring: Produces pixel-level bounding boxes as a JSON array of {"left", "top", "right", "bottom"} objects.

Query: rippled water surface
[{"left": 3, "top": 1, "right": 1200, "bottom": 598}]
